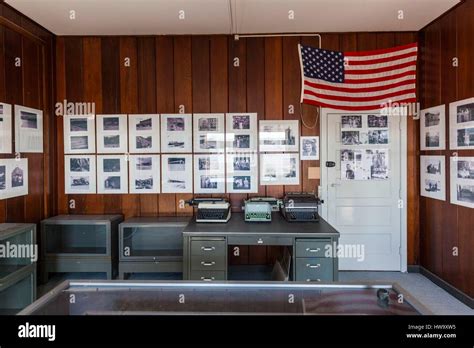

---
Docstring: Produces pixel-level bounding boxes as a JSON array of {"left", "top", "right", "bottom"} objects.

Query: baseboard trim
[{"left": 408, "top": 265, "right": 473, "bottom": 309}]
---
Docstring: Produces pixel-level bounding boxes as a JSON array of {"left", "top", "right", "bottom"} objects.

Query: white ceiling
[{"left": 5, "top": 0, "right": 460, "bottom": 35}]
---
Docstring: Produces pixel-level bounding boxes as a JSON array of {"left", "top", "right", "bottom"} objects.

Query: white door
[{"left": 321, "top": 109, "right": 406, "bottom": 271}]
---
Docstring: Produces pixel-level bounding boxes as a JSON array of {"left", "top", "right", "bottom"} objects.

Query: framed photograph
[
  {"left": 97, "top": 155, "right": 128, "bottom": 194},
  {"left": 65, "top": 155, "right": 96, "bottom": 194},
  {"left": 161, "top": 154, "right": 193, "bottom": 193},
  {"left": 259, "top": 120, "right": 299, "bottom": 152},
  {"left": 193, "top": 113, "right": 225, "bottom": 153},
  {"left": 128, "top": 114, "right": 160, "bottom": 153},
  {"left": 225, "top": 113, "right": 258, "bottom": 152},
  {"left": 450, "top": 156, "right": 474, "bottom": 209},
  {"left": 449, "top": 98, "right": 474, "bottom": 150},
  {"left": 300, "top": 136, "right": 319, "bottom": 160},
  {"left": 161, "top": 114, "right": 192, "bottom": 153},
  {"left": 0, "top": 103, "right": 12, "bottom": 154},
  {"left": 194, "top": 154, "right": 225, "bottom": 193},
  {"left": 260, "top": 153, "right": 300, "bottom": 186},
  {"left": 0, "top": 158, "right": 29, "bottom": 200},
  {"left": 341, "top": 149, "right": 389, "bottom": 180},
  {"left": 64, "top": 115, "right": 96, "bottom": 154},
  {"left": 420, "top": 105, "right": 445, "bottom": 150},
  {"left": 420, "top": 155, "right": 445, "bottom": 201},
  {"left": 14, "top": 105, "right": 43, "bottom": 153},
  {"left": 96, "top": 114, "right": 128, "bottom": 153},
  {"left": 129, "top": 155, "right": 160, "bottom": 194},
  {"left": 226, "top": 153, "right": 258, "bottom": 193},
  {"left": 367, "top": 115, "right": 388, "bottom": 128}
]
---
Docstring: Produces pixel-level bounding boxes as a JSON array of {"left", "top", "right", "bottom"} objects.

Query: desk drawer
[
  {"left": 191, "top": 254, "right": 226, "bottom": 271},
  {"left": 190, "top": 271, "right": 225, "bottom": 282},
  {"left": 295, "top": 240, "right": 331, "bottom": 258},
  {"left": 191, "top": 240, "right": 226, "bottom": 257},
  {"left": 227, "top": 236, "right": 292, "bottom": 246},
  {"left": 295, "top": 258, "right": 333, "bottom": 282}
]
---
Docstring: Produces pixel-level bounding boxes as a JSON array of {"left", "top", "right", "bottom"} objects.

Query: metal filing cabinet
[
  {"left": 0, "top": 223, "right": 37, "bottom": 314},
  {"left": 41, "top": 215, "right": 123, "bottom": 282},
  {"left": 118, "top": 217, "right": 189, "bottom": 279},
  {"left": 189, "top": 237, "right": 227, "bottom": 281},
  {"left": 294, "top": 239, "right": 336, "bottom": 282}
]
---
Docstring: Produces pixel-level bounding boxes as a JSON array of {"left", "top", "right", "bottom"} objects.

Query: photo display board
[
  {"left": 420, "top": 155, "right": 446, "bottom": 201},
  {"left": 0, "top": 158, "right": 29, "bottom": 199},
  {"left": 15, "top": 105, "right": 43, "bottom": 153},
  {"left": 64, "top": 115, "right": 96, "bottom": 154},
  {"left": 0, "top": 103, "right": 12, "bottom": 154}
]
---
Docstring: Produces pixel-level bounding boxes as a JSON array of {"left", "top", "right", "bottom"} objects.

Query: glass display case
[
  {"left": 118, "top": 217, "right": 190, "bottom": 279},
  {"left": 41, "top": 215, "right": 123, "bottom": 282},
  {"left": 0, "top": 269, "right": 36, "bottom": 315},
  {"left": 18, "top": 281, "right": 432, "bottom": 315}
]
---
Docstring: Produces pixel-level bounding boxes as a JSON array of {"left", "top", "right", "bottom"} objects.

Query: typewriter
[
  {"left": 280, "top": 192, "right": 321, "bottom": 222},
  {"left": 186, "top": 198, "right": 231, "bottom": 223},
  {"left": 243, "top": 197, "right": 283, "bottom": 222}
]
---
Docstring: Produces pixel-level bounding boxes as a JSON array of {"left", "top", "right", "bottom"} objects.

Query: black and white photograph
[
  {"left": 457, "top": 127, "right": 474, "bottom": 147},
  {"left": 104, "top": 135, "right": 120, "bottom": 148},
  {"left": 457, "top": 160, "right": 474, "bottom": 179},
  {"left": 97, "top": 155, "right": 128, "bottom": 194},
  {"left": 97, "top": 114, "right": 127, "bottom": 153},
  {"left": 0, "top": 103, "right": 12, "bottom": 154},
  {"left": 300, "top": 136, "right": 319, "bottom": 160},
  {"left": 341, "top": 149, "right": 354, "bottom": 162},
  {"left": 0, "top": 165, "right": 5, "bottom": 190},
  {"left": 161, "top": 114, "right": 192, "bottom": 153},
  {"left": 15, "top": 106, "right": 43, "bottom": 153},
  {"left": 226, "top": 113, "right": 257, "bottom": 152},
  {"left": 226, "top": 153, "right": 258, "bottom": 193},
  {"left": 368, "top": 130, "right": 389, "bottom": 144},
  {"left": 259, "top": 120, "right": 299, "bottom": 152},
  {"left": 367, "top": 150, "right": 389, "bottom": 180},
  {"left": 420, "top": 155, "right": 445, "bottom": 201},
  {"left": 162, "top": 154, "right": 192, "bottom": 193},
  {"left": 233, "top": 157, "right": 251, "bottom": 171},
  {"left": 194, "top": 154, "right": 225, "bottom": 193},
  {"left": 342, "top": 131, "right": 363, "bottom": 145},
  {"left": 198, "top": 117, "right": 218, "bottom": 131},
  {"left": 71, "top": 136, "right": 89, "bottom": 150},
  {"left": 232, "top": 115, "right": 250, "bottom": 129},
  {"left": 194, "top": 114, "right": 225, "bottom": 153},
  {"left": 70, "top": 118, "right": 88, "bottom": 132},
  {"left": 340, "top": 149, "right": 366, "bottom": 181},
  {"left": 456, "top": 103, "right": 474, "bottom": 123},
  {"left": 421, "top": 105, "right": 445, "bottom": 151},
  {"left": 233, "top": 176, "right": 251, "bottom": 190},
  {"left": 70, "top": 158, "right": 90, "bottom": 172},
  {"left": 64, "top": 115, "right": 95, "bottom": 154},
  {"left": 449, "top": 99, "right": 474, "bottom": 150},
  {"left": 233, "top": 134, "right": 250, "bottom": 149},
  {"left": 129, "top": 114, "right": 160, "bottom": 153},
  {"left": 20, "top": 111, "right": 38, "bottom": 129},
  {"left": 103, "top": 117, "right": 120, "bottom": 131},
  {"left": 341, "top": 115, "right": 362, "bottom": 128},
  {"left": 129, "top": 155, "right": 160, "bottom": 194},
  {"left": 456, "top": 185, "right": 474, "bottom": 204},
  {"left": 103, "top": 158, "right": 121, "bottom": 172},
  {"left": 368, "top": 115, "right": 388, "bottom": 128},
  {"left": 260, "top": 153, "right": 300, "bottom": 185},
  {"left": 65, "top": 155, "right": 96, "bottom": 194},
  {"left": 11, "top": 166, "right": 24, "bottom": 187},
  {"left": 136, "top": 136, "right": 152, "bottom": 149}
]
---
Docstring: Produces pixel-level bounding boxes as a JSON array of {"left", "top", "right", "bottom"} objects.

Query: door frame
[{"left": 320, "top": 108, "right": 408, "bottom": 272}]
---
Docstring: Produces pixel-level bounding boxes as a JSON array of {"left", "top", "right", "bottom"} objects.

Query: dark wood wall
[
  {"left": 0, "top": 3, "right": 54, "bottom": 225},
  {"left": 419, "top": 0, "right": 474, "bottom": 297},
  {"left": 55, "top": 32, "right": 420, "bottom": 265}
]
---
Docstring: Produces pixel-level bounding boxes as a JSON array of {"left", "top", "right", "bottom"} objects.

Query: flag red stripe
[
  {"left": 302, "top": 98, "right": 417, "bottom": 111},
  {"left": 345, "top": 61, "right": 416, "bottom": 75},
  {"left": 347, "top": 51, "right": 418, "bottom": 66},
  {"left": 344, "top": 70, "right": 416, "bottom": 84},
  {"left": 345, "top": 42, "right": 418, "bottom": 57},
  {"left": 304, "top": 88, "right": 416, "bottom": 102},
  {"left": 304, "top": 78, "right": 415, "bottom": 93}
]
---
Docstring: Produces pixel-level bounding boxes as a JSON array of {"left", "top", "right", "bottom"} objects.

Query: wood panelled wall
[
  {"left": 419, "top": 0, "right": 474, "bottom": 297},
  {"left": 55, "top": 32, "right": 420, "bottom": 265},
  {"left": 0, "top": 3, "right": 54, "bottom": 225}
]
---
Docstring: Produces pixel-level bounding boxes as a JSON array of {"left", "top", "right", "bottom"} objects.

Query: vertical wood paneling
[
  {"left": 210, "top": 36, "right": 228, "bottom": 113},
  {"left": 0, "top": 23, "right": 5, "bottom": 222},
  {"left": 173, "top": 36, "right": 193, "bottom": 216}
]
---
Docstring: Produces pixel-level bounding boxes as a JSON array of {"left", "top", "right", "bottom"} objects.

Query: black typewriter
[
  {"left": 280, "top": 192, "right": 321, "bottom": 222},
  {"left": 186, "top": 198, "right": 231, "bottom": 223}
]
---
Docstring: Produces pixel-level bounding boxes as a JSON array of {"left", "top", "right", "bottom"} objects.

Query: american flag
[{"left": 298, "top": 43, "right": 418, "bottom": 111}]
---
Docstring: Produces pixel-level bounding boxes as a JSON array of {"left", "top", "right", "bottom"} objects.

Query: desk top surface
[{"left": 183, "top": 213, "right": 339, "bottom": 237}]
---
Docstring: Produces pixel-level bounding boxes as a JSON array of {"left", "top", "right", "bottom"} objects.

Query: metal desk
[{"left": 183, "top": 213, "right": 340, "bottom": 282}]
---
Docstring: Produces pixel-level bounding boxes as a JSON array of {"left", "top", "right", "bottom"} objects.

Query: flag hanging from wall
[{"left": 298, "top": 42, "right": 418, "bottom": 111}]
